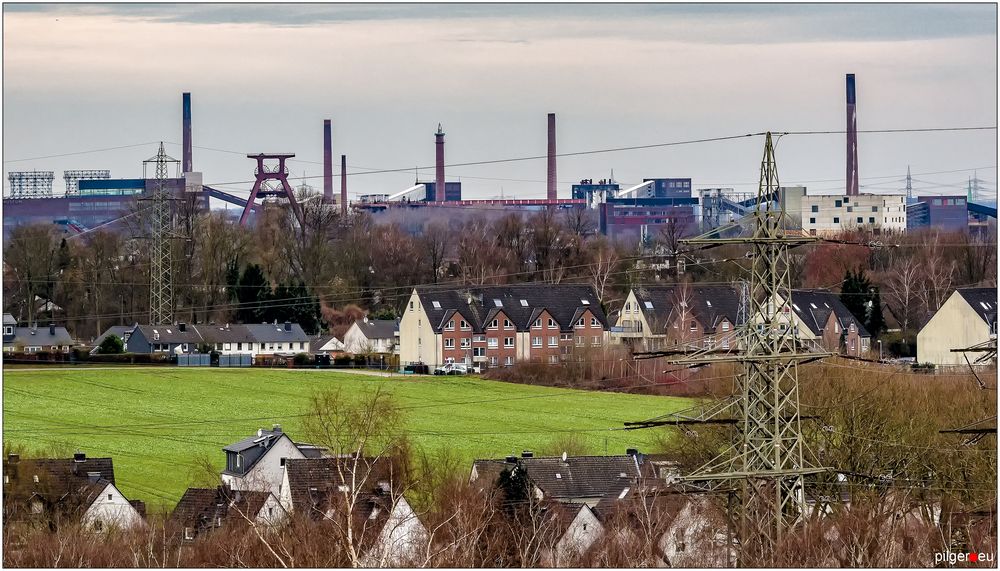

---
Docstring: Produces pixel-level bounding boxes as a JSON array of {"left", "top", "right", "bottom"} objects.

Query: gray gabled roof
[
  {"left": 132, "top": 324, "right": 204, "bottom": 345},
  {"left": 91, "top": 326, "right": 133, "bottom": 349},
  {"left": 416, "top": 284, "right": 608, "bottom": 333},
  {"left": 956, "top": 288, "right": 998, "bottom": 326},
  {"left": 3, "top": 313, "right": 16, "bottom": 326},
  {"left": 352, "top": 319, "right": 399, "bottom": 341},
  {"left": 242, "top": 323, "right": 311, "bottom": 344},
  {"left": 223, "top": 428, "right": 288, "bottom": 454},
  {"left": 6, "top": 325, "right": 76, "bottom": 347},
  {"left": 632, "top": 284, "right": 740, "bottom": 333},
  {"left": 472, "top": 454, "right": 640, "bottom": 500},
  {"left": 790, "top": 290, "right": 870, "bottom": 338}
]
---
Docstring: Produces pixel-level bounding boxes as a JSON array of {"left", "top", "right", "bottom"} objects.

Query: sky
[{"left": 2, "top": 3, "right": 997, "bottom": 201}]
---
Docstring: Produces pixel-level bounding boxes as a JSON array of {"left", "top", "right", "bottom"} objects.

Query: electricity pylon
[
  {"left": 631, "top": 132, "right": 831, "bottom": 562},
  {"left": 141, "top": 143, "right": 178, "bottom": 325}
]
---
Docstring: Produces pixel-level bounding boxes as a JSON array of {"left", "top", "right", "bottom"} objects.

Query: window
[
  {"left": 722, "top": 322, "right": 730, "bottom": 332},
  {"left": 576, "top": 336, "right": 585, "bottom": 347},
  {"left": 300, "top": 342, "right": 305, "bottom": 350},
  {"left": 592, "top": 336, "right": 601, "bottom": 346},
  {"left": 237, "top": 342, "right": 242, "bottom": 351},
  {"left": 488, "top": 338, "right": 498, "bottom": 349},
  {"left": 445, "top": 338, "right": 455, "bottom": 349},
  {"left": 460, "top": 338, "right": 471, "bottom": 349},
  {"left": 520, "top": 299, "right": 529, "bottom": 307},
  {"left": 549, "top": 355, "right": 559, "bottom": 364},
  {"left": 533, "top": 318, "right": 542, "bottom": 329},
  {"left": 575, "top": 318, "right": 585, "bottom": 328},
  {"left": 489, "top": 356, "right": 498, "bottom": 366},
  {"left": 844, "top": 196, "right": 850, "bottom": 203},
  {"left": 493, "top": 299, "right": 503, "bottom": 307},
  {"left": 488, "top": 319, "right": 498, "bottom": 330},
  {"left": 474, "top": 347, "right": 486, "bottom": 357},
  {"left": 503, "top": 319, "right": 513, "bottom": 329},
  {"left": 581, "top": 299, "right": 590, "bottom": 305},
  {"left": 809, "top": 218, "right": 815, "bottom": 224},
  {"left": 504, "top": 337, "right": 515, "bottom": 348},
  {"left": 460, "top": 320, "right": 470, "bottom": 331},
  {"left": 834, "top": 200, "right": 842, "bottom": 207},
  {"left": 280, "top": 457, "right": 286, "bottom": 467},
  {"left": 857, "top": 217, "right": 863, "bottom": 224},
  {"left": 505, "top": 356, "right": 514, "bottom": 366},
  {"left": 811, "top": 205, "right": 818, "bottom": 213},
  {"left": 722, "top": 338, "right": 730, "bottom": 349},
  {"left": 644, "top": 301, "right": 653, "bottom": 310},
  {"left": 431, "top": 301, "right": 441, "bottom": 309},
  {"left": 236, "top": 455, "right": 242, "bottom": 468},
  {"left": 847, "top": 206, "right": 853, "bottom": 213},
  {"left": 869, "top": 217, "right": 876, "bottom": 224},
  {"left": 549, "top": 336, "right": 558, "bottom": 347},
  {"left": 690, "top": 321, "right": 697, "bottom": 332},
  {"left": 532, "top": 336, "right": 542, "bottom": 347},
  {"left": 561, "top": 333, "right": 572, "bottom": 341},
  {"left": 409, "top": 301, "right": 414, "bottom": 312},
  {"left": 871, "top": 206, "right": 878, "bottom": 212},
  {"left": 590, "top": 317, "right": 599, "bottom": 327},
  {"left": 184, "top": 527, "right": 194, "bottom": 540},
  {"left": 445, "top": 320, "right": 455, "bottom": 331},
  {"left": 548, "top": 318, "right": 556, "bottom": 328},
  {"left": 833, "top": 217, "right": 840, "bottom": 223}
]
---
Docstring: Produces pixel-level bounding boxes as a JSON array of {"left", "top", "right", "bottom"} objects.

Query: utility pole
[
  {"left": 140, "top": 142, "right": 179, "bottom": 325},
  {"left": 628, "top": 133, "right": 831, "bottom": 563},
  {"left": 905, "top": 165, "right": 912, "bottom": 202}
]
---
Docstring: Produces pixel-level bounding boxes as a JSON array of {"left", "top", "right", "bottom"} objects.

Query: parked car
[
  {"left": 402, "top": 362, "right": 430, "bottom": 375},
  {"left": 434, "top": 363, "right": 468, "bottom": 375}
]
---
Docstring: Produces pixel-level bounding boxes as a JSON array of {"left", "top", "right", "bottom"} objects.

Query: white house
[
  {"left": 343, "top": 318, "right": 398, "bottom": 354},
  {"left": 170, "top": 485, "right": 287, "bottom": 541},
  {"left": 221, "top": 426, "right": 326, "bottom": 496},
  {"left": 917, "top": 288, "right": 997, "bottom": 366},
  {"left": 3, "top": 452, "right": 145, "bottom": 532},
  {"left": 544, "top": 503, "right": 604, "bottom": 566}
]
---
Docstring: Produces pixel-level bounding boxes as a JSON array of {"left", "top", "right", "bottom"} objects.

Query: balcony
[{"left": 611, "top": 324, "right": 645, "bottom": 338}]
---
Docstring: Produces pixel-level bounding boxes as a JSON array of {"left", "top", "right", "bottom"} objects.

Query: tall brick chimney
[
  {"left": 182, "top": 92, "right": 192, "bottom": 174},
  {"left": 435, "top": 124, "right": 445, "bottom": 202},
  {"left": 846, "top": 74, "right": 859, "bottom": 196},
  {"left": 341, "top": 154, "right": 348, "bottom": 217},
  {"left": 547, "top": 113, "right": 557, "bottom": 202},
  {"left": 323, "top": 120, "right": 333, "bottom": 204}
]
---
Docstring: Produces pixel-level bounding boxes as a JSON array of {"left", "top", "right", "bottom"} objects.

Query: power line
[{"left": 2, "top": 142, "right": 160, "bottom": 164}]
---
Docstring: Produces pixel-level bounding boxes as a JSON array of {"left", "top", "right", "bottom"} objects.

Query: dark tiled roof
[
  {"left": 633, "top": 285, "right": 740, "bottom": 333},
  {"left": 133, "top": 324, "right": 204, "bottom": 345},
  {"left": 353, "top": 319, "right": 399, "bottom": 340},
  {"left": 956, "top": 288, "right": 998, "bottom": 325},
  {"left": 284, "top": 457, "right": 398, "bottom": 518},
  {"left": 4, "top": 313, "right": 17, "bottom": 326},
  {"left": 223, "top": 428, "right": 288, "bottom": 453},
  {"left": 472, "top": 455, "right": 640, "bottom": 501},
  {"left": 790, "top": 290, "right": 870, "bottom": 338},
  {"left": 91, "top": 326, "right": 133, "bottom": 349},
  {"left": 3, "top": 456, "right": 117, "bottom": 519},
  {"left": 6, "top": 326, "right": 76, "bottom": 347},
  {"left": 242, "top": 323, "right": 311, "bottom": 344},
  {"left": 312, "top": 334, "right": 344, "bottom": 351},
  {"left": 416, "top": 284, "right": 608, "bottom": 333},
  {"left": 169, "top": 486, "right": 273, "bottom": 539}
]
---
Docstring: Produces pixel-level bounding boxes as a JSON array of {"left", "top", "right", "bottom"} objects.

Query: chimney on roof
[
  {"left": 284, "top": 321, "right": 291, "bottom": 332},
  {"left": 272, "top": 424, "right": 282, "bottom": 433},
  {"left": 73, "top": 451, "right": 86, "bottom": 463},
  {"left": 49, "top": 323, "right": 55, "bottom": 336},
  {"left": 257, "top": 428, "right": 264, "bottom": 437},
  {"left": 626, "top": 448, "right": 639, "bottom": 457},
  {"left": 505, "top": 455, "right": 517, "bottom": 464},
  {"left": 179, "top": 322, "right": 186, "bottom": 332},
  {"left": 521, "top": 450, "right": 533, "bottom": 458},
  {"left": 7, "top": 453, "right": 19, "bottom": 464}
]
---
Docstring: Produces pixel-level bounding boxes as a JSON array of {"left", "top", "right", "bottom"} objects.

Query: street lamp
[{"left": 877, "top": 339, "right": 883, "bottom": 362}]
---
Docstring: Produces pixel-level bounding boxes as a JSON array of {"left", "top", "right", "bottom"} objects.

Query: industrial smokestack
[
  {"left": 182, "top": 92, "right": 192, "bottom": 173},
  {"left": 846, "top": 74, "right": 859, "bottom": 196},
  {"left": 547, "top": 113, "right": 557, "bottom": 202},
  {"left": 323, "top": 120, "right": 333, "bottom": 204},
  {"left": 341, "top": 154, "right": 348, "bottom": 216},
  {"left": 435, "top": 124, "right": 445, "bottom": 202}
]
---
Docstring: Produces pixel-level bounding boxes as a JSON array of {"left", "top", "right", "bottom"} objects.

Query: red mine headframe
[{"left": 239, "top": 153, "right": 304, "bottom": 227}]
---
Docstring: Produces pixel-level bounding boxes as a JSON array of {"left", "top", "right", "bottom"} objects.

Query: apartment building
[
  {"left": 781, "top": 186, "right": 907, "bottom": 236},
  {"left": 398, "top": 285, "right": 609, "bottom": 368}
]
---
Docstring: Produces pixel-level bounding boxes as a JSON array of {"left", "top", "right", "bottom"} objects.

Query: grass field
[{"left": 3, "top": 368, "right": 690, "bottom": 510}]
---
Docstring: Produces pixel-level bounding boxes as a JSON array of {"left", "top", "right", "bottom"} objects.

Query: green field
[{"left": 3, "top": 368, "right": 690, "bottom": 510}]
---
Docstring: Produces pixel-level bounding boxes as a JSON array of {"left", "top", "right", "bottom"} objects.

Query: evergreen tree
[
  {"left": 96, "top": 334, "right": 124, "bottom": 354},
  {"left": 840, "top": 268, "right": 885, "bottom": 337},
  {"left": 235, "top": 264, "right": 269, "bottom": 323}
]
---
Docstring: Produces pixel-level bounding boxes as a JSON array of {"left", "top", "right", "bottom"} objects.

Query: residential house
[
  {"left": 221, "top": 426, "right": 327, "bottom": 496},
  {"left": 124, "top": 322, "right": 311, "bottom": 357},
  {"left": 540, "top": 503, "right": 604, "bottom": 567},
  {"left": 613, "top": 285, "right": 740, "bottom": 352},
  {"left": 90, "top": 325, "right": 134, "bottom": 354},
  {"left": 788, "top": 290, "right": 871, "bottom": 356},
  {"left": 169, "top": 485, "right": 285, "bottom": 541},
  {"left": 400, "top": 284, "right": 610, "bottom": 368},
  {"left": 918, "top": 288, "right": 997, "bottom": 366},
  {"left": 343, "top": 318, "right": 398, "bottom": 355},
  {"left": 312, "top": 334, "right": 346, "bottom": 354},
  {"left": 2, "top": 315, "right": 76, "bottom": 354},
  {"left": 469, "top": 451, "right": 642, "bottom": 508},
  {"left": 279, "top": 456, "right": 427, "bottom": 566},
  {"left": 3, "top": 452, "right": 145, "bottom": 532}
]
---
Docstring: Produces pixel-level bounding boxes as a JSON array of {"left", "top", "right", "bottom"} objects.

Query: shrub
[{"left": 96, "top": 334, "right": 125, "bottom": 354}]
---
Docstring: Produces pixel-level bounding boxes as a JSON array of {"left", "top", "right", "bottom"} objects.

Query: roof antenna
[{"left": 561, "top": 451, "right": 567, "bottom": 462}]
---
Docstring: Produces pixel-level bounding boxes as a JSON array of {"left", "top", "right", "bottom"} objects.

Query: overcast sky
[{"left": 3, "top": 3, "right": 997, "bottom": 201}]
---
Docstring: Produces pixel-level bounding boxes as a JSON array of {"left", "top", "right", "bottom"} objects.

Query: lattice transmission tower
[
  {"left": 628, "top": 132, "right": 831, "bottom": 562},
  {"left": 140, "top": 143, "right": 179, "bottom": 325}
]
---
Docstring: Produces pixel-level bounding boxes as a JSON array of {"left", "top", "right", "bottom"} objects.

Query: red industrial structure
[
  {"left": 846, "top": 74, "right": 859, "bottom": 196},
  {"left": 239, "top": 154, "right": 304, "bottom": 227},
  {"left": 547, "top": 113, "right": 557, "bottom": 201},
  {"left": 435, "top": 124, "right": 446, "bottom": 203},
  {"left": 323, "top": 119, "right": 333, "bottom": 205}
]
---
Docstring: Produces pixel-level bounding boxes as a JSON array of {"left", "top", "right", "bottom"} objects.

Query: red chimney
[
  {"left": 323, "top": 120, "right": 333, "bottom": 204},
  {"left": 340, "top": 154, "right": 348, "bottom": 216},
  {"left": 435, "top": 124, "right": 445, "bottom": 202},
  {"left": 547, "top": 113, "right": 557, "bottom": 202}
]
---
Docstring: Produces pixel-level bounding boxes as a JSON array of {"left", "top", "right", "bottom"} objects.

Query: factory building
[
  {"left": 780, "top": 186, "right": 907, "bottom": 236},
  {"left": 906, "top": 195, "right": 970, "bottom": 232},
  {"left": 599, "top": 197, "right": 697, "bottom": 241}
]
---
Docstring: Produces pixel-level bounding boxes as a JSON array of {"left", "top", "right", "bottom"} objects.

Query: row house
[
  {"left": 614, "top": 285, "right": 871, "bottom": 356},
  {"left": 122, "top": 321, "right": 311, "bottom": 357},
  {"left": 399, "top": 285, "right": 610, "bottom": 368},
  {"left": 2, "top": 314, "right": 76, "bottom": 353},
  {"left": 614, "top": 285, "right": 740, "bottom": 352}
]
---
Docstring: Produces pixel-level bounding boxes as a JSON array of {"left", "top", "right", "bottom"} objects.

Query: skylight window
[
  {"left": 618, "top": 487, "right": 630, "bottom": 499},
  {"left": 706, "top": 300, "right": 712, "bottom": 307},
  {"left": 644, "top": 301, "right": 654, "bottom": 310},
  {"left": 809, "top": 303, "right": 817, "bottom": 309},
  {"left": 982, "top": 302, "right": 991, "bottom": 310},
  {"left": 493, "top": 299, "right": 503, "bottom": 307},
  {"left": 581, "top": 299, "right": 590, "bottom": 305},
  {"left": 520, "top": 299, "right": 529, "bottom": 307},
  {"left": 432, "top": 301, "right": 441, "bottom": 309}
]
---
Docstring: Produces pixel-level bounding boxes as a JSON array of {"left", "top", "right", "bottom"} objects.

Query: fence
[
  {"left": 219, "top": 353, "right": 252, "bottom": 368},
  {"left": 177, "top": 354, "right": 210, "bottom": 367}
]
